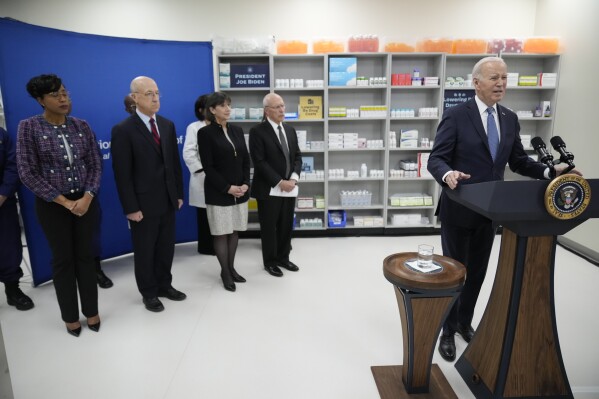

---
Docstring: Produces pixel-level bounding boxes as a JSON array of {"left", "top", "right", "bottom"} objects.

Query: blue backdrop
[{"left": 0, "top": 18, "right": 214, "bottom": 285}]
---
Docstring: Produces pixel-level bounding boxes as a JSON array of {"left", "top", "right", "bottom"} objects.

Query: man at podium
[{"left": 427, "top": 56, "right": 579, "bottom": 362}]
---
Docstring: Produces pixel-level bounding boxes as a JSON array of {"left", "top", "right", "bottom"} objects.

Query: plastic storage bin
[
  {"left": 277, "top": 40, "right": 308, "bottom": 54},
  {"left": 416, "top": 38, "right": 454, "bottom": 53},
  {"left": 348, "top": 35, "right": 379, "bottom": 52},
  {"left": 384, "top": 42, "right": 415, "bottom": 53},
  {"left": 452, "top": 39, "right": 488, "bottom": 54},
  {"left": 313, "top": 39, "right": 344, "bottom": 53},
  {"left": 523, "top": 37, "right": 560, "bottom": 54},
  {"left": 328, "top": 210, "right": 347, "bottom": 228}
]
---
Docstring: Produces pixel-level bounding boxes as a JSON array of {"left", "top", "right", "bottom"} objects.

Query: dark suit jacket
[
  {"left": 197, "top": 123, "right": 250, "bottom": 206},
  {"left": 111, "top": 113, "right": 183, "bottom": 216},
  {"left": 249, "top": 121, "right": 302, "bottom": 200},
  {"left": 427, "top": 98, "right": 546, "bottom": 228}
]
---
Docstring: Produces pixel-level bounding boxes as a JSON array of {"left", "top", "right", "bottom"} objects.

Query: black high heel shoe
[
  {"left": 220, "top": 272, "right": 236, "bottom": 292},
  {"left": 66, "top": 323, "right": 82, "bottom": 337},
  {"left": 230, "top": 268, "right": 246, "bottom": 283},
  {"left": 87, "top": 316, "right": 101, "bottom": 332}
]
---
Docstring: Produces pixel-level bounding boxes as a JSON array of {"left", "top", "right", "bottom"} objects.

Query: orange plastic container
[
  {"left": 384, "top": 42, "right": 415, "bottom": 53},
  {"left": 276, "top": 40, "right": 308, "bottom": 54},
  {"left": 416, "top": 38, "right": 454, "bottom": 53},
  {"left": 452, "top": 39, "right": 488, "bottom": 54},
  {"left": 313, "top": 40, "right": 344, "bottom": 53},
  {"left": 523, "top": 37, "right": 560, "bottom": 54},
  {"left": 348, "top": 35, "right": 379, "bottom": 52}
]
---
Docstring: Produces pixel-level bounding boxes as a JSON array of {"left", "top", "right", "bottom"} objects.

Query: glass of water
[{"left": 417, "top": 244, "right": 434, "bottom": 268}]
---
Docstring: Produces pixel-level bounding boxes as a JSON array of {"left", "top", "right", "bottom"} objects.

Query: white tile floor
[{"left": 1, "top": 235, "right": 598, "bottom": 399}]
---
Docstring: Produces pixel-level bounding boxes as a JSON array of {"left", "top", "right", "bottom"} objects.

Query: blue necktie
[{"left": 487, "top": 107, "right": 499, "bottom": 161}]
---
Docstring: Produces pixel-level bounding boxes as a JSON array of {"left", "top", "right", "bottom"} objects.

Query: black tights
[{"left": 213, "top": 232, "right": 239, "bottom": 279}]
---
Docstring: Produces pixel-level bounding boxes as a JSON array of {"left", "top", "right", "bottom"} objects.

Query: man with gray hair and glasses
[{"left": 111, "top": 76, "right": 185, "bottom": 312}]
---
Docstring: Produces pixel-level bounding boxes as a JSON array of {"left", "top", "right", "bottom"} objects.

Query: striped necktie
[{"left": 149, "top": 118, "right": 161, "bottom": 146}]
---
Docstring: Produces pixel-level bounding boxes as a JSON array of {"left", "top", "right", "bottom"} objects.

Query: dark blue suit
[
  {"left": 0, "top": 127, "right": 23, "bottom": 284},
  {"left": 427, "top": 98, "right": 546, "bottom": 333}
]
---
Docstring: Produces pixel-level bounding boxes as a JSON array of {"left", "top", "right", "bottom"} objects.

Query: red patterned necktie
[{"left": 149, "top": 118, "right": 161, "bottom": 146}]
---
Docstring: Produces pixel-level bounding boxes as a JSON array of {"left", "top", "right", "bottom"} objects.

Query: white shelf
[
  {"left": 286, "top": 118, "right": 325, "bottom": 122},
  {"left": 391, "top": 85, "right": 441, "bottom": 90},
  {"left": 216, "top": 52, "right": 560, "bottom": 234},
  {"left": 328, "top": 178, "right": 385, "bottom": 182},
  {"left": 328, "top": 148, "right": 385, "bottom": 152},
  {"left": 388, "top": 177, "right": 435, "bottom": 181},
  {"left": 328, "top": 205, "right": 384, "bottom": 210},
  {"left": 390, "top": 117, "right": 439, "bottom": 121},
  {"left": 329, "top": 117, "right": 387, "bottom": 121},
  {"left": 222, "top": 87, "right": 270, "bottom": 92},
  {"left": 518, "top": 117, "right": 553, "bottom": 121},
  {"left": 328, "top": 86, "right": 386, "bottom": 90},
  {"left": 388, "top": 205, "right": 436, "bottom": 210},
  {"left": 389, "top": 147, "right": 432, "bottom": 151},
  {"left": 275, "top": 87, "right": 325, "bottom": 91}
]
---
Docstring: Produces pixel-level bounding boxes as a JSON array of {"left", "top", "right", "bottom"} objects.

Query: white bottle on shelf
[{"left": 361, "top": 163, "right": 368, "bottom": 178}]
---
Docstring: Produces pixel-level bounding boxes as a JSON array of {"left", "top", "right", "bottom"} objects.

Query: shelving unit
[{"left": 215, "top": 52, "right": 560, "bottom": 233}]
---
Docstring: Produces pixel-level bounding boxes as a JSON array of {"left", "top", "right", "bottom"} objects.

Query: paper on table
[
  {"left": 269, "top": 185, "right": 299, "bottom": 197},
  {"left": 405, "top": 259, "right": 442, "bottom": 273}
]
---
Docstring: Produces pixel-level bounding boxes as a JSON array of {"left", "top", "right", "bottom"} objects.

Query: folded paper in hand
[{"left": 269, "top": 185, "right": 299, "bottom": 197}]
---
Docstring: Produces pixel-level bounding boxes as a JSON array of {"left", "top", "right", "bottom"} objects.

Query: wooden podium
[{"left": 446, "top": 178, "right": 599, "bottom": 399}]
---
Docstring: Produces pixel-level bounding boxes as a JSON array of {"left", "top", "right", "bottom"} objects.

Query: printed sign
[{"left": 230, "top": 64, "right": 269, "bottom": 88}]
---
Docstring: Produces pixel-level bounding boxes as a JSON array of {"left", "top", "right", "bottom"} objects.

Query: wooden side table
[{"left": 371, "top": 252, "right": 466, "bottom": 399}]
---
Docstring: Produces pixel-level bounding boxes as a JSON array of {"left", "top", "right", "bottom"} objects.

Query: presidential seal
[{"left": 544, "top": 174, "right": 591, "bottom": 220}]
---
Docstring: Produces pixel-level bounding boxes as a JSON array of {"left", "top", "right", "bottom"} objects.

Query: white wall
[
  {"left": 535, "top": 0, "right": 599, "bottom": 254},
  {"left": 2, "top": 0, "right": 597, "bottom": 252},
  {"left": 2, "top": 0, "right": 537, "bottom": 41}
]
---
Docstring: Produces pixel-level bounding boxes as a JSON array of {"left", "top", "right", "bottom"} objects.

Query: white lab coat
[{"left": 182, "top": 120, "right": 207, "bottom": 208}]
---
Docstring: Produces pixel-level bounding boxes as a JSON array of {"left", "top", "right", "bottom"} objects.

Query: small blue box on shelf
[{"left": 328, "top": 210, "right": 346, "bottom": 228}]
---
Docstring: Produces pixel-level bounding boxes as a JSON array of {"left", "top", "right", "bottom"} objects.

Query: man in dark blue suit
[
  {"left": 112, "top": 76, "right": 186, "bottom": 312},
  {"left": 427, "top": 57, "right": 578, "bottom": 361},
  {"left": 0, "top": 127, "right": 34, "bottom": 310}
]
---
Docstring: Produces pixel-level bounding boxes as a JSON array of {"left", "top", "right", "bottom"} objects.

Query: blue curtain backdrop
[{"left": 0, "top": 18, "right": 214, "bottom": 285}]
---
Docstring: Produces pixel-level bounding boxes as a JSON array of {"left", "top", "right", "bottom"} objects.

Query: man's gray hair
[{"left": 472, "top": 57, "right": 506, "bottom": 79}]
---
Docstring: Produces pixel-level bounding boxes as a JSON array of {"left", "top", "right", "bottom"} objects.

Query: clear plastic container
[
  {"left": 348, "top": 35, "right": 379, "bottom": 52},
  {"left": 452, "top": 39, "right": 488, "bottom": 54},
  {"left": 384, "top": 41, "right": 415, "bottom": 53},
  {"left": 276, "top": 40, "right": 308, "bottom": 54},
  {"left": 313, "top": 39, "right": 345, "bottom": 53},
  {"left": 416, "top": 38, "right": 454, "bottom": 53},
  {"left": 523, "top": 37, "right": 560, "bottom": 54}
]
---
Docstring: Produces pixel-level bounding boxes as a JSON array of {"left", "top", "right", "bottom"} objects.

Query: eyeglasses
[
  {"left": 135, "top": 91, "right": 161, "bottom": 99},
  {"left": 266, "top": 104, "right": 285, "bottom": 110},
  {"left": 47, "top": 91, "right": 70, "bottom": 99}
]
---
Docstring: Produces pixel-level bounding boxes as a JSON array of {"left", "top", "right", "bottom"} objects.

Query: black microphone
[
  {"left": 531, "top": 137, "right": 555, "bottom": 167},
  {"left": 549, "top": 136, "right": 575, "bottom": 168},
  {"left": 531, "top": 137, "right": 557, "bottom": 178}
]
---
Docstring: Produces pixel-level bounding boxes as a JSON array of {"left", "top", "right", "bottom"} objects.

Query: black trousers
[
  {"left": 130, "top": 209, "right": 175, "bottom": 298},
  {"left": 196, "top": 207, "right": 214, "bottom": 254},
  {"left": 0, "top": 199, "right": 23, "bottom": 283},
  {"left": 441, "top": 220, "right": 495, "bottom": 334},
  {"left": 256, "top": 196, "right": 295, "bottom": 267},
  {"left": 35, "top": 195, "right": 99, "bottom": 323}
]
